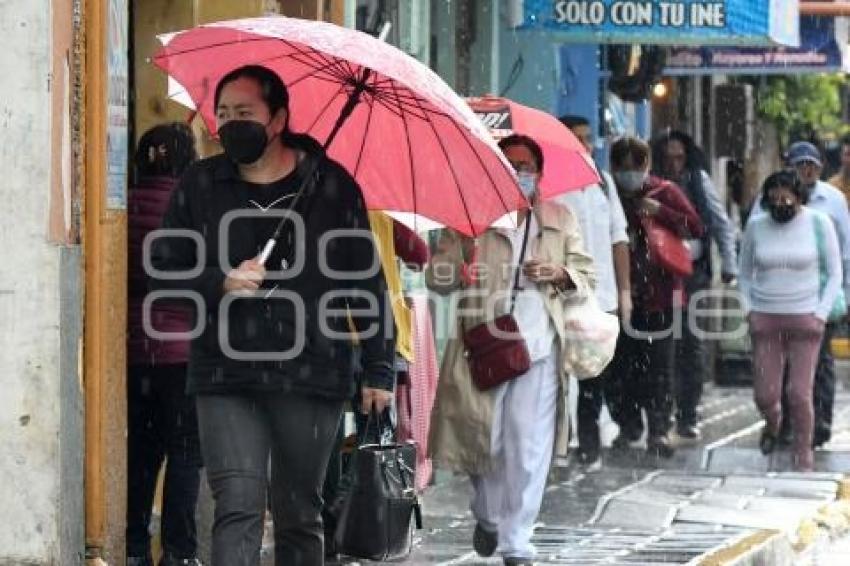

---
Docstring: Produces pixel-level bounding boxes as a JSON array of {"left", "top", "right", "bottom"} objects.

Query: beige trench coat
[{"left": 425, "top": 201, "right": 596, "bottom": 474}]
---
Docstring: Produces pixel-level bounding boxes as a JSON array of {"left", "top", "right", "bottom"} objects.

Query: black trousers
[
  {"left": 126, "top": 364, "right": 202, "bottom": 560},
  {"left": 781, "top": 322, "right": 836, "bottom": 442},
  {"left": 675, "top": 275, "right": 711, "bottom": 426},
  {"left": 605, "top": 309, "right": 677, "bottom": 438},
  {"left": 674, "top": 311, "right": 708, "bottom": 426},
  {"left": 197, "top": 391, "right": 344, "bottom": 566},
  {"left": 576, "top": 336, "right": 618, "bottom": 456}
]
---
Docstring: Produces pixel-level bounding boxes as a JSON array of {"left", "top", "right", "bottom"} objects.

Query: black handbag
[{"left": 333, "top": 411, "right": 423, "bottom": 561}]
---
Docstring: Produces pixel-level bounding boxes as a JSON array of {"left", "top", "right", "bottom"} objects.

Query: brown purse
[{"left": 462, "top": 217, "right": 532, "bottom": 390}]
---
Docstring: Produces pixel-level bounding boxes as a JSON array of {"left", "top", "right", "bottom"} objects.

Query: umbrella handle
[{"left": 257, "top": 238, "right": 276, "bottom": 266}]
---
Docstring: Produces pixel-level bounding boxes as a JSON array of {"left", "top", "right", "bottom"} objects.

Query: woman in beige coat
[{"left": 426, "top": 135, "right": 595, "bottom": 565}]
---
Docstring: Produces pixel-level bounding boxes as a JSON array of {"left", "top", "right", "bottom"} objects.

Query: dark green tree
[{"left": 753, "top": 74, "right": 849, "bottom": 146}]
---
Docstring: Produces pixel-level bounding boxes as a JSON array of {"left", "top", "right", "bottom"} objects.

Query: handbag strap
[
  {"left": 813, "top": 213, "right": 828, "bottom": 293},
  {"left": 597, "top": 168, "right": 611, "bottom": 199},
  {"left": 358, "top": 407, "right": 395, "bottom": 447},
  {"left": 509, "top": 212, "right": 534, "bottom": 315}
]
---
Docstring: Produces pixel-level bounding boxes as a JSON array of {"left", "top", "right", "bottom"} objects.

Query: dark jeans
[
  {"left": 605, "top": 309, "right": 677, "bottom": 438},
  {"left": 675, "top": 312, "right": 707, "bottom": 426},
  {"left": 675, "top": 276, "right": 711, "bottom": 426},
  {"left": 576, "top": 341, "right": 618, "bottom": 457},
  {"left": 781, "top": 322, "right": 836, "bottom": 443},
  {"left": 197, "top": 391, "right": 344, "bottom": 566},
  {"left": 126, "top": 364, "right": 202, "bottom": 560}
]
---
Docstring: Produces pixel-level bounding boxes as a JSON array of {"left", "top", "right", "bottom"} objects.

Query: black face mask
[
  {"left": 219, "top": 120, "right": 271, "bottom": 164},
  {"left": 769, "top": 203, "right": 797, "bottom": 224}
]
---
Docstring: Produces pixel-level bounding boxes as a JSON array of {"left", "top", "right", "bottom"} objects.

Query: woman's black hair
[
  {"left": 498, "top": 134, "right": 544, "bottom": 173},
  {"left": 759, "top": 170, "right": 808, "bottom": 209},
  {"left": 134, "top": 122, "right": 197, "bottom": 179},
  {"left": 651, "top": 129, "right": 708, "bottom": 175},
  {"left": 214, "top": 65, "right": 290, "bottom": 117},
  {"left": 610, "top": 136, "right": 650, "bottom": 169}
]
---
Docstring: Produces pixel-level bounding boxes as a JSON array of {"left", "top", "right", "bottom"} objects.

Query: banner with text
[
  {"left": 665, "top": 16, "right": 848, "bottom": 76},
  {"left": 518, "top": 0, "right": 799, "bottom": 47}
]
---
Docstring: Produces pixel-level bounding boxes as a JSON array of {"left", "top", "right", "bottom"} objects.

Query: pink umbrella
[
  {"left": 467, "top": 96, "right": 600, "bottom": 200},
  {"left": 153, "top": 16, "right": 526, "bottom": 238}
]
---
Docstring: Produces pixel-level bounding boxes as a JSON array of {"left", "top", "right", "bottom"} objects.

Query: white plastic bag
[{"left": 562, "top": 295, "right": 620, "bottom": 380}]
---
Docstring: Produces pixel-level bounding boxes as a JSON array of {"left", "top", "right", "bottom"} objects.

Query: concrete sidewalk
[
  {"left": 336, "top": 469, "right": 850, "bottom": 565},
  {"left": 325, "top": 384, "right": 850, "bottom": 564}
]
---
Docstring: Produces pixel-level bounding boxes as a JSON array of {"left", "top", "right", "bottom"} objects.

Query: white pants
[{"left": 470, "top": 349, "right": 559, "bottom": 559}]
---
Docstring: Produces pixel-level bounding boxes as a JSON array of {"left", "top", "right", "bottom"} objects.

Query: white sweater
[{"left": 739, "top": 207, "right": 842, "bottom": 321}]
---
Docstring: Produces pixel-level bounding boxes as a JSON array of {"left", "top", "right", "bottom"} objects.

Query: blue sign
[
  {"left": 665, "top": 16, "right": 846, "bottom": 75},
  {"left": 519, "top": 0, "right": 799, "bottom": 47}
]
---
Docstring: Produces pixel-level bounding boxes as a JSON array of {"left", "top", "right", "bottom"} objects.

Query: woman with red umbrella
[{"left": 149, "top": 65, "right": 395, "bottom": 565}]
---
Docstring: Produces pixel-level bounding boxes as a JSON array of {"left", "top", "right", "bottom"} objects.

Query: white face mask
[
  {"left": 614, "top": 171, "right": 648, "bottom": 193},
  {"left": 517, "top": 172, "right": 537, "bottom": 198}
]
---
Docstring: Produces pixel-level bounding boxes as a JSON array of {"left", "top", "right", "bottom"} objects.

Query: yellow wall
[
  {"left": 132, "top": 1, "right": 345, "bottom": 157},
  {"left": 132, "top": 0, "right": 195, "bottom": 142},
  {"left": 133, "top": 0, "right": 271, "bottom": 156}
]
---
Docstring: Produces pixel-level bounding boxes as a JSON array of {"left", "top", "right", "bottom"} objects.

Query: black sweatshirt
[{"left": 149, "top": 136, "right": 395, "bottom": 398}]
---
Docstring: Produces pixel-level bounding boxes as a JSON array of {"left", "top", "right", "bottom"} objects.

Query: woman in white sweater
[{"left": 739, "top": 171, "right": 843, "bottom": 471}]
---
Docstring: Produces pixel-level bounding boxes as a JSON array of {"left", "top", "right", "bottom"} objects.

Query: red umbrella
[
  {"left": 153, "top": 16, "right": 526, "bottom": 238},
  {"left": 466, "top": 96, "right": 600, "bottom": 200}
]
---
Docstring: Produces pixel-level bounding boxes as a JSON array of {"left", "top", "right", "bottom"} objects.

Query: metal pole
[{"left": 258, "top": 68, "right": 372, "bottom": 266}]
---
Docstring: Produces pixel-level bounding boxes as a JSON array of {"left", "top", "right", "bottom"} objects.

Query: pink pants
[{"left": 749, "top": 312, "right": 824, "bottom": 471}]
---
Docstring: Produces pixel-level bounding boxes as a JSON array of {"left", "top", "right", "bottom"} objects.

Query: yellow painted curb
[
  {"left": 792, "top": 476, "right": 850, "bottom": 552},
  {"left": 837, "top": 477, "right": 850, "bottom": 500},
  {"left": 698, "top": 529, "right": 780, "bottom": 565},
  {"left": 699, "top": 476, "right": 850, "bottom": 564}
]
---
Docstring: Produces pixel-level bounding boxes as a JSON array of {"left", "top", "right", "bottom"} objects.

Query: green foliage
[{"left": 753, "top": 74, "right": 849, "bottom": 144}]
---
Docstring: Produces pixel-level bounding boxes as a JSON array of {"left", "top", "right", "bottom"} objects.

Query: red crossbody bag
[{"left": 462, "top": 217, "right": 533, "bottom": 390}]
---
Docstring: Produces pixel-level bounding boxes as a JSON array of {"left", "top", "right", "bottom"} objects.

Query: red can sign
[{"left": 468, "top": 98, "right": 514, "bottom": 139}]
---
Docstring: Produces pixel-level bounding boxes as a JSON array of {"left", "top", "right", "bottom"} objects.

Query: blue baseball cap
[{"left": 786, "top": 141, "right": 823, "bottom": 167}]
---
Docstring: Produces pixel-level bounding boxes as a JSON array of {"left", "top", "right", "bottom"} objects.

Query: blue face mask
[{"left": 517, "top": 172, "right": 537, "bottom": 199}]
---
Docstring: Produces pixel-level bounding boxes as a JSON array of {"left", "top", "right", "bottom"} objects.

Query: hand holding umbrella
[{"left": 223, "top": 259, "right": 267, "bottom": 294}]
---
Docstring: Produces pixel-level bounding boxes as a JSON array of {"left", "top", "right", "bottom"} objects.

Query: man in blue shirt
[{"left": 785, "top": 142, "right": 850, "bottom": 447}]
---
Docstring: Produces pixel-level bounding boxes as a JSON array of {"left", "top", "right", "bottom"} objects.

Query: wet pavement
[{"left": 321, "top": 379, "right": 850, "bottom": 565}]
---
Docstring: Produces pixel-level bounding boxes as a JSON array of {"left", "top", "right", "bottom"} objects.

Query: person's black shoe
[
  {"left": 504, "top": 558, "right": 534, "bottom": 565},
  {"left": 325, "top": 533, "right": 339, "bottom": 560},
  {"left": 646, "top": 435, "right": 675, "bottom": 459},
  {"left": 676, "top": 422, "right": 701, "bottom": 441},
  {"left": 473, "top": 523, "right": 498, "bottom": 557},
  {"left": 576, "top": 447, "right": 602, "bottom": 471},
  {"left": 612, "top": 429, "right": 643, "bottom": 450},
  {"left": 813, "top": 427, "right": 831, "bottom": 448},
  {"left": 759, "top": 429, "right": 777, "bottom": 455}
]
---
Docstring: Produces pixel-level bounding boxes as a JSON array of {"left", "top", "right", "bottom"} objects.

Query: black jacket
[{"left": 149, "top": 136, "right": 395, "bottom": 398}]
